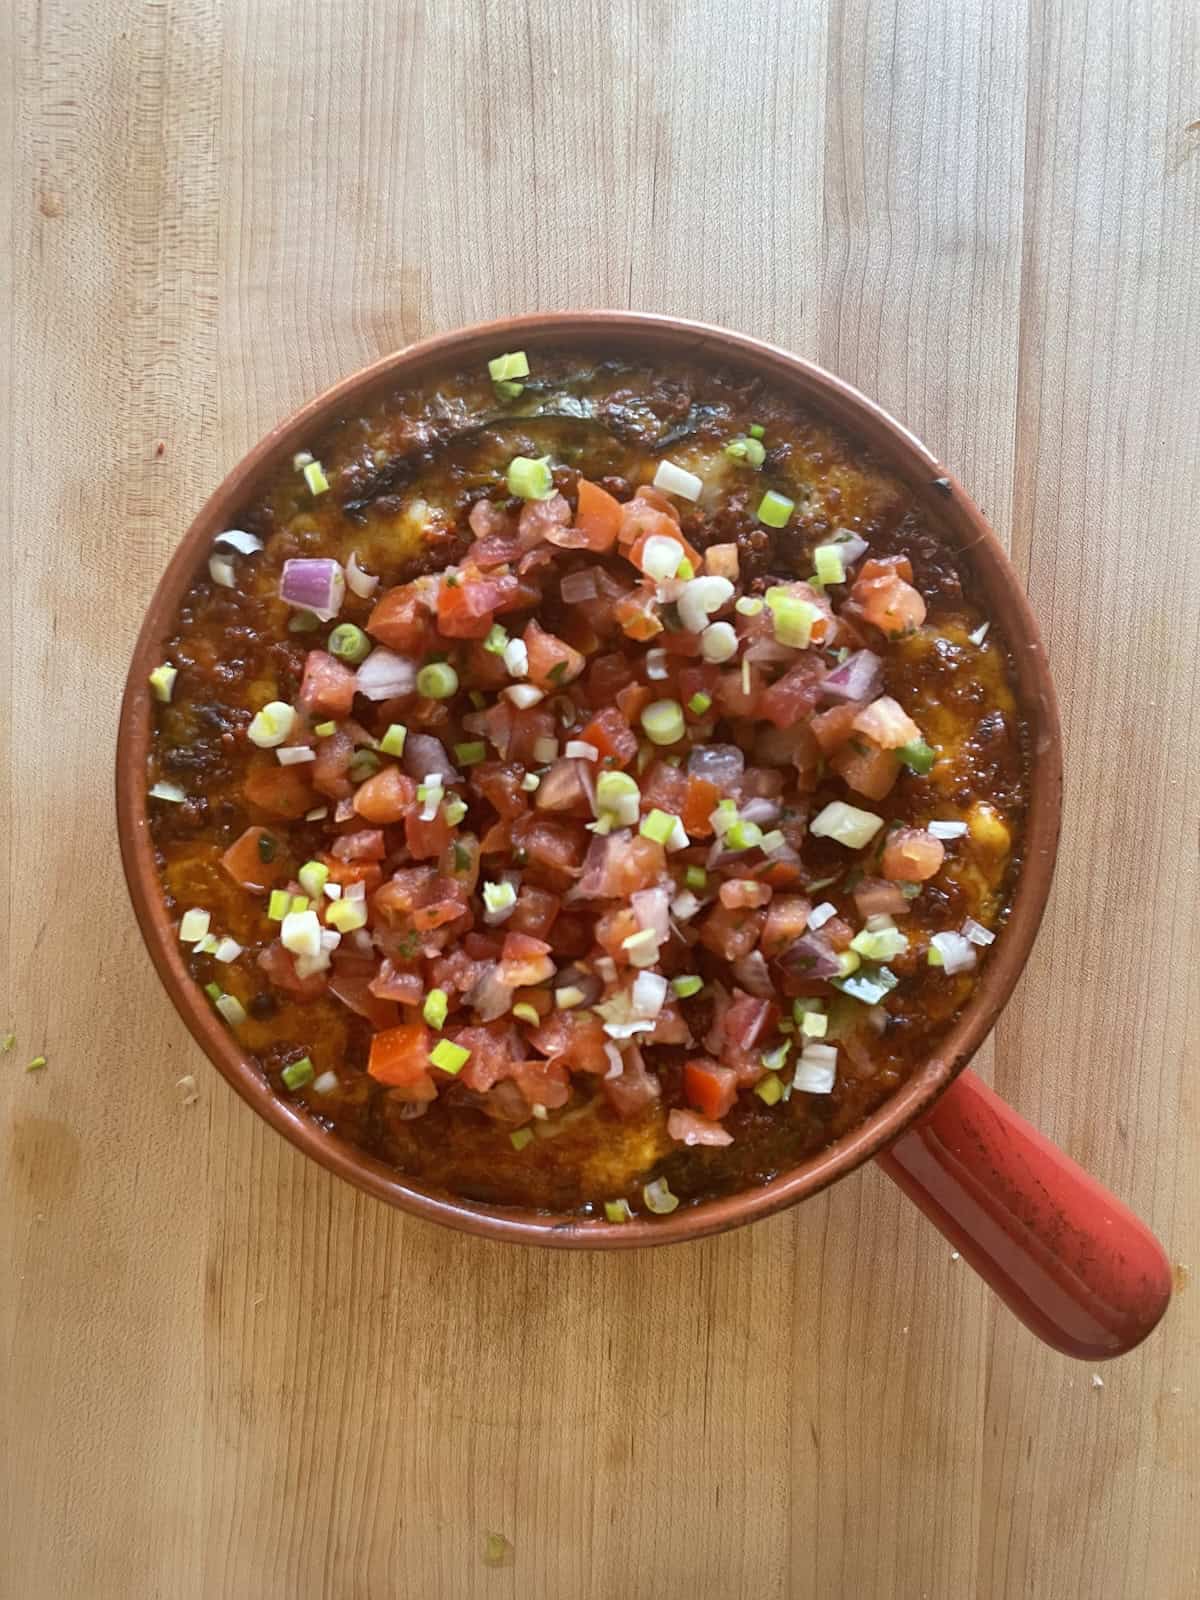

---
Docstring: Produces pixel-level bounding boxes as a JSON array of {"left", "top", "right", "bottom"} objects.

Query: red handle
[{"left": 875, "top": 1069, "right": 1171, "bottom": 1359}]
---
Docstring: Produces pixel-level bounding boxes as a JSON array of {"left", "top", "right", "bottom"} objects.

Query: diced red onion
[
  {"left": 776, "top": 933, "right": 841, "bottom": 982},
  {"left": 819, "top": 649, "right": 883, "bottom": 704},
  {"left": 280, "top": 557, "right": 345, "bottom": 622},
  {"left": 739, "top": 797, "right": 781, "bottom": 827},
  {"left": 632, "top": 885, "right": 671, "bottom": 943},
  {"left": 346, "top": 551, "right": 379, "bottom": 598},
  {"left": 467, "top": 963, "right": 514, "bottom": 1021},
  {"left": 687, "top": 743, "right": 745, "bottom": 787},
  {"left": 334, "top": 797, "right": 356, "bottom": 822},
  {"left": 962, "top": 917, "right": 995, "bottom": 947},
  {"left": 213, "top": 529, "right": 264, "bottom": 555},
  {"left": 604, "top": 1043, "right": 624, "bottom": 1079},
  {"left": 396, "top": 1100, "right": 429, "bottom": 1121},
  {"left": 402, "top": 732, "right": 459, "bottom": 784},
  {"left": 807, "top": 901, "right": 837, "bottom": 930},
  {"left": 834, "top": 534, "right": 869, "bottom": 568},
  {"left": 355, "top": 647, "right": 416, "bottom": 702},
  {"left": 853, "top": 878, "right": 909, "bottom": 919},
  {"left": 732, "top": 950, "right": 773, "bottom": 998},
  {"left": 460, "top": 711, "right": 490, "bottom": 736},
  {"left": 576, "top": 758, "right": 597, "bottom": 815},
  {"left": 560, "top": 568, "right": 599, "bottom": 604},
  {"left": 208, "top": 553, "right": 237, "bottom": 588}
]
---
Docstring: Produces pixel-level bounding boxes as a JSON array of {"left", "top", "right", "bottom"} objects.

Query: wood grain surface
[{"left": 2, "top": 2, "right": 1197, "bottom": 1596}]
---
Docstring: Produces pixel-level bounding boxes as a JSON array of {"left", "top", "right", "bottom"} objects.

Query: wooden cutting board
[{"left": 2, "top": 2, "right": 1197, "bottom": 1596}]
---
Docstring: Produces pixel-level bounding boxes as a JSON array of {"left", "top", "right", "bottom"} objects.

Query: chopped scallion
[
  {"left": 423, "top": 989, "right": 449, "bottom": 1030},
  {"left": 282, "top": 1056, "right": 314, "bottom": 1091},
  {"left": 327, "top": 622, "right": 370, "bottom": 663},
  {"left": 510, "top": 1127, "right": 535, "bottom": 1151},
  {"left": 379, "top": 723, "right": 408, "bottom": 756},
  {"left": 506, "top": 454, "right": 554, "bottom": 500},
  {"left": 416, "top": 662, "right": 458, "bottom": 700},
  {"left": 302, "top": 460, "right": 329, "bottom": 496},
  {"left": 757, "top": 489, "right": 795, "bottom": 528},
  {"left": 430, "top": 1038, "right": 470, "bottom": 1075},
  {"left": 149, "top": 663, "right": 177, "bottom": 703}
]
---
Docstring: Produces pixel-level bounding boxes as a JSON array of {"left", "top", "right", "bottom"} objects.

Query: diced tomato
[
  {"left": 437, "top": 570, "right": 519, "bottom": 639},
  {"left": 411, "top": 885, "right": 468, "bottom": 931},
  {"left": 319, "top": 852, "right": 384, "bottom": 892},
  {"left": 517, "top": 493, "right": 571, "bottom": 546},
  {"left": 853, "top": 878, "right": 910, "bottom": 918},
  {"left": 464, "top": 930, "right": 504, "bottom": 961},
  {"left": 719, "top": 879, "right": 773, "bottom": 909},
  {"left": 852, "top": 695, "right": 922, "bottom": 750},
  {"left": 312, "top": 728, "right": 356, "bottom": 799},
  {"left": 578, "top": 707, "right": 637, "bottom": 768},
  {"left": 353, "top": 765, "right": 416, "bottom": 823},
  {"left": 441, "top": 830, "right": 481, "bottom": 892},
  {"left": 678, "top": 663, "right": 720, "bottom": 706},
  {"left": 714, "top": 663, "right": 762, "bottom": 719},
  {"left": 369, "top": 959, "right": 425, "bottom": 1005},
  {"left": 548, "top": 914, "right": 592, "bottom": 957},
  {"left": 859, "top": 554, "right": 914, "bottom": 583},
  {"left": 587, "top": 651, "right": 636, "bottom": 707},
  {"left": 881, "top": 828, "right": 945, "bottom": 882},
  {"left": 220, "top": 825, "right": 287, "bottom": 892},
  {"left": 848, "top": 560, "right": 926, "bottom": 637},
  {"left": 328, "top": 955, "right": 401, "bottom": 1030},
  {"left": 759, "top": 659, "right": 826, "bottom": 728},
  {"left": 256, "top": 941, "right": 328, "bottom": 1000},
  {"left": 602, "top": 1047, "right": 662, "bottom": 1119},
  {"left": 603, "top": 834, "right": 667, "bottom": 897},
  {"left": 682, "top": 776, "right": 720, "bottom": 837},
  {"left": 510, "top": 1058, "right": 571, "bottom": 1110},
  {"left": 454, "top": 1023, "right": 522, "bottom": 1093},
  {"left": 463, "top": 639, "right": 511, "bottom": 690},
  {"left": 648, "top": 1000, "right": 691, "bottom": 1045},
  {"left": 368, "top": 578, "right": 436, "bottom": 653},
  {"left": 471, "top": 761, "right": 528, "bottom": 820},
  {"left": 243, "top": 761, "right": 316, "bottom": 820},
  {"left": 373, "top": 865, "right": 437, "bottom": 925},
  {"left": 761, "top": 894, "right": 812, "bottom": 957},
  {"left": 405, "top": 804, "right": 453, "bottom": 860},
  {"left": 331, "top": 828, "right": 386, "bottom": 861},
  {"left": 511, "top": 815, "right": 588, "bottom": 876},
  {"left": 618, "top": 496, "right": 680, "bottom": 550},
  {"left": 639, "top": 761, "right": 688, "bottom": 815},
  {"left": 616, "top": 681, "right": 652, "bottom": 724},
  {"left": 627, "top": 521, "right": 702, "bottom": 576},
  {"left": 479, "top": 817, "right": 511, "bottom": 855},
  {"left": 481, "top": 699, "right": 515, "bottom": 758},
  {"left": 508, "top": 884, "right": 561, "bottom": 940},
  {"left": 831, "top": 737, "right": 900, "bottom": 801},
  {"left": 498, "top": 931, "right": 555, "bottom": 988},
  {"left": 698, "top": 903, "right": 766, "bottom": 961},
  {"left": 298, "top": 649, "right": 357, "bottom": 720},
  {"left": 507, "top": 706, "right": 557, "bottom": 765},
  {"left": 596, "top": 905, "right": 642, "bottom": 963},
  {"left": 683, "top": 1059, "right": 738, "bottom": 1121},
  {"left": 667, "top": 1108, "right": 733, "bottom": 1147},
  {"left": 563, "top": 478, "right": 623, "bottom": 551},
  {"left": 368, "top": 1021, "right": 432, "bottom": 1086},
  {"left": 822, "top": 916, "right": 855, "bottom": 951},
  {"left": 533, "top": 758, "right": 591, "bottom": 814},
  {"left": 510, "top": 985, "right": 553, "bottom": 1019},
  {"left": 523, "top": 619, "right": 585, "bottom": 689},
  {"left": 528, "top": 1009, "right": 608, "bottom": 1070},
  {"left": 811, "top": 701, "right": 864, "bottom": 754},
  {"left": 492, "top": 576, "right": 542, "bottom": 616},
  {"left": 613, "top": 586, "right": 663, "bottom": 641}
]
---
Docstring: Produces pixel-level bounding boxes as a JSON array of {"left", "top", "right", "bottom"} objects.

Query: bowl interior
[{"left": 116, "top": 311, "right": 1062, "bottom": 1247}]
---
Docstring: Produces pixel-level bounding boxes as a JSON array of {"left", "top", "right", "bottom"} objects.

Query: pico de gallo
[{"left": 147, "top": 348, "right": 1027, "bottom": 1218}]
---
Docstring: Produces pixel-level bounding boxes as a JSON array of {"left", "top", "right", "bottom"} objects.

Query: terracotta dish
[{"left": 116, "top": 313, "right": 1171, "bottom": 1359}]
